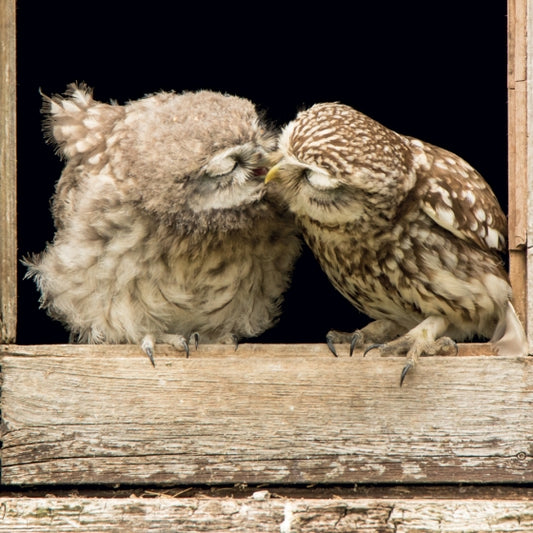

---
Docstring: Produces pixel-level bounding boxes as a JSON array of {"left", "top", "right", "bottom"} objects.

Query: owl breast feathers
[
  {"left": 266, "top": 102, "right": 527, "bottom": 383},
  {"left": 25, "top": 84, "right": 301, "bottom": 362}
]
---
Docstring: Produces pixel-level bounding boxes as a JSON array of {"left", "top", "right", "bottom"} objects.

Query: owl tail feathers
[
  {"left": 490, "top": 302, "right": 529, "bottom": 356},
  {"left": 41, "top": 83, "right": 123, "bottom": 160}
]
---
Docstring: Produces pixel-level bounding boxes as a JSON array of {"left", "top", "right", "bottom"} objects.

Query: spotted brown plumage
[
  {"left": 25, "top": 84, "right": 301, "bottom": 364},
  {"left": 266, "top": 102, "right": 527, "bottom": 384}
]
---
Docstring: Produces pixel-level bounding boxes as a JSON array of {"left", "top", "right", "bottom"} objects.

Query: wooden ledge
[
  {"left": 0, "top": 341, "right": 499, "bottom": 358},
  {"left": 1, "top": 343, "right": 531, "bottom": 487}
]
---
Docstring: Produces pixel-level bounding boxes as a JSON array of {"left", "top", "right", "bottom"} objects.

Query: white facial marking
[{"left": 306, "top": 170, "right": 341, "bottom": 190}]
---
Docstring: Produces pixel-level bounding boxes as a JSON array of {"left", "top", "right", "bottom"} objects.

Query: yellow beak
[{"left": 264, "top": 164, "right": 281, "bottom": 184}]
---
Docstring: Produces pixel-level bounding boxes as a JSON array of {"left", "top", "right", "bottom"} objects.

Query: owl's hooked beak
[{"left": 264, "top": 164, "right": 281, "bottom": 184}]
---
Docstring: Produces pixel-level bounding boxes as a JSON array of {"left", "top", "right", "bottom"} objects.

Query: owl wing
[
  {"left": 410, "top": 139, "right": 507, "bottom": 253},
  {"left": 42, "top": 84, "right": 125, "bottom": 228}
]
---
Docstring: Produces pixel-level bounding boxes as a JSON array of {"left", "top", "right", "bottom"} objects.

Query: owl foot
[
  {"left": 141, "top": 332, "right": 199, "bottom": 365},
  {"left": 401, "top": 337, "right": 457, "bottom": 386},
  {"left": 326, "top": 319, "right": 406, "bottom": 357},
  {"left": 219, "top": 333, "right": 240, "bottom": 351},
  {"left": 362, "top": 316, "right": 456, "bottom": 386},
  {"left": 160, "top": 333, "right": 201, "bottom": 358}
]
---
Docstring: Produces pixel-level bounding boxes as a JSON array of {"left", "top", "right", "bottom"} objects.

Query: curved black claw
[
  {"left": 326, "top": 334, "right": 338, "bottom": 357},
  {"left": 183, "top": 340, "right": 190, "bottom": 358},
  {"left": 232, "top": 334, "right": 239, "bottom": 351},
  {"left": 400, "top": 361, "right": 413, "bottom": 387},
  {"left": 191, "top": 332, "right": 199, "bottom": 350},
  {"left": 145, "top": 347, "right": 156, "bottom": 367},
  {"left": 363, "top": 343, "right": 383, "bottom": 357},
  {"left": 349, "top": 332, "right": 362, "bottom": 357}
]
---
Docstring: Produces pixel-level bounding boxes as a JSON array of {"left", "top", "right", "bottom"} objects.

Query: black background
[{"left": 16, "top": 1, "right": 508, "bottom": 345}]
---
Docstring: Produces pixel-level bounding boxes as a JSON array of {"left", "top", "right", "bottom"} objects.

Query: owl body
[
  {"left": 26, "top": 85, "right": 300, "bottom": 355},
  {"left": 267, "top": 102, "right": 527, "bottom": 372},
  {"left": 297, "top": 178, "right": 510, "bottom": 343}
]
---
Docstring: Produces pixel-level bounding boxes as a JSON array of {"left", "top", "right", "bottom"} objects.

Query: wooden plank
[
  {"left": 508, "top": 0, "right": 529, "bottom": 330},
  {"left": 511, "top": 249, "right": 528, "bottom": 346},
  {"left": 1, "top": 344, "right": 531, "bottom": 486},
  {"left": 0, "top": 497, "right": 531, "bottom": 532},
  {"left": 0, "top": 0, "right": 17, "bottom": 343},
  {"left": 508, "top": 0, "right": 528, "bottom": 249},
  {"left": 527, "top": 0, "right": 533, "bottom": 353}
]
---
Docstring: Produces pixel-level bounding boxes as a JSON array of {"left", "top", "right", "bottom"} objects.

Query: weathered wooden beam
[
  {"left": 508, "top": 0, "right": 532, "bottom": 342},
  {"left": 1, "top": 344, "right": 531, "bottom": 486},
  {"left": 0, "top": 0, "right": 17, "bottom": 343},
  {"left": 526, "top": 0, "right": 533, "bottom": 355},
  {"left": 508, "top": 0, "right": 528, "bottom": 249},
  {"left": 0, "top": 496, "right": 531, "bottom": 532}
]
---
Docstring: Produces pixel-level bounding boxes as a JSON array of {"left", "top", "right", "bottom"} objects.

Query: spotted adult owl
[
  {"left": 266, "top": 102, "right": 527, "bottom": 384},
  {"left": 25, "top": 84, "right": 301, "bottom": 363}
]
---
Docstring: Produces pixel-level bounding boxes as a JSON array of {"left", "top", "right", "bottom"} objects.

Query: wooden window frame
[
  {"left": 508, "top": 0, "right": 531, "bottom": 350},
  {"left": 0, "top": 0, "right": 16, "bottom": 344},
  {"left": 1, "top": 2, "right": 533, "bottom": 529}
]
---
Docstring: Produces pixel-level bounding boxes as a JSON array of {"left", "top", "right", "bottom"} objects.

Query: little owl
[
  {"left": 265, "top": 102, "right": 527, "bottom": 384},
  {"left": 25, "top": 84, "right": 301, "bottom": 364}
]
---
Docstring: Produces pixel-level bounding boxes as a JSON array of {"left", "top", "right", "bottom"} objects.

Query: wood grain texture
[
  {"left": 0, "top": 0, "right": 17, "bottom": 343},
  {"left": 1, "top": 344, "right": 531, "bottom": 486},
  {"left": 507, "top": 0, "right": 528, "bottom": 249},
  {"left": 527, "top": 0, "right": 533, "bottom": 354},
  {"left": 0, "top": 497, "right": 531, "bottom": 532},
  {"left": 507, "top": 0, "right": 529, "bottom": 332}
]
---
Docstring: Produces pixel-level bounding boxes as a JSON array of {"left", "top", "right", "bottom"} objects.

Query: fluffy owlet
[
  {"left": 25, "top": 84, "right": 301, "bottom": 363},
  {"left": 266, "top": 102, "right": 527, "bottom": 384}
]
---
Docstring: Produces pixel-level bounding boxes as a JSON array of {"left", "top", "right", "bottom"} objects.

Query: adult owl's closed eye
[
  {"left": 266, "top": 102, "right": 527, "bottom": 384},
  {"left": 25, "top": 84, "right": 301, "bottom": 363}
]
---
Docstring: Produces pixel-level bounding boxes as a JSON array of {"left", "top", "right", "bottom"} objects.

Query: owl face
[
  {"left": 266, "top": 103, "right": 416, "bottom": 225},
  {"left": 187, "top": 140, "right": 275, "bottom": 212},
  {"left": 112, "top": 90, "right": 279, "bottom": 221}
]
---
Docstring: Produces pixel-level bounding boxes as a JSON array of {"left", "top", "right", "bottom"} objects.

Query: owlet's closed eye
[
  {"left": 205, "top": 155, "right": 238, "bottom": 178},
  {"left": 304, "top": 169, "right": 342, "bottom": 191}
]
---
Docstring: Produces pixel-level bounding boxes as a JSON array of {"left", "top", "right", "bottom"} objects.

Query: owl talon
[
  {"left": 148, "top": 348, "right": 156, "bottom": 366},
  {"left": 349, "top": 332, "right": 363, "bottom": 357},
  {"left": 232, "top": 334, "right": 239, "bottom": 351},
  {"left": 145, "top": 346, "right": 156, "bottom": 367},
  {"left": 326, "top": 334, "right": 338, "bottom": 357},
  {"left": 400, "top": 361, "right": 413, "bottom": 386},
  {"left": 363, "top": 343, "right": 383, "bottom": 357},
  {"left": 141, "top": 335, "right": 156, "bottom": 367},
  {"left": 191, "top": 332, "right": 199, "bottom": 350}
]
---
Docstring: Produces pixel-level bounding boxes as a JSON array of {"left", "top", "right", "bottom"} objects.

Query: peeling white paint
[{"left": 279, "top": 501, "right": 294, "bottom": 533}]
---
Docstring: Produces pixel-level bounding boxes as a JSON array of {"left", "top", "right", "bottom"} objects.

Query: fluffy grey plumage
[
  {"left": 25, "top": 84, "right": 301, "bottom": 362},
  {"left": 266, "top": 102, "right": 527, "bottom": 384}
]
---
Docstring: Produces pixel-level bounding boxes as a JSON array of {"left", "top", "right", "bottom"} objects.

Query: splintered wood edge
[{"left": 0, "top": 342, "right": 500, "bottom": 358}]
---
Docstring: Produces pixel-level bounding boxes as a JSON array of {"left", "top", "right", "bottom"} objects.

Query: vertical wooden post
[
  {"left": 0, "top": 0, "right": 17, "bottom": 343},
  {"left": 527, "top": 0, "right": 533, "bottom": 351},
  {"left": 508, "top": 0, "right": 529, "bottom": 346}
]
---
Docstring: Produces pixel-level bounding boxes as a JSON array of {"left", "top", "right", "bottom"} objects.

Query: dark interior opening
[{"left": 16, "top": 1, "right": 508, "bottom": 344}]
